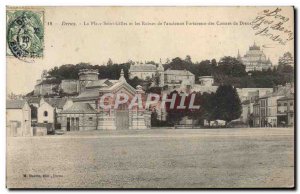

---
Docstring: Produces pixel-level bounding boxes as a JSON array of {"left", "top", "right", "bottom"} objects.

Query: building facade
[
  {"left": 58, "top": 69, "right": 151, "bottom": 131},
  {"left": 198, "top": 76, "right": 214, "bottom": 87},
  {"left": 255, "top": 83, "right": 294, "bottom": 127},
  {"left": 37, "top": 98, "right": 55, "bottom": 125},
  {"left": 277, "top": 95, "right": 294, "bottom": 126},
  {"left": 6, "top": 100, "right": 32, "bottom": 137},
  {"left": 129, "top": 62, "right": 158, "bottom": 80}
]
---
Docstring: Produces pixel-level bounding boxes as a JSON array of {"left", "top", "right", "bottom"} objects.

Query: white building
[
  {"left": 38, "top": 98, "right": 55, "bottom": 124},
  {"left": 6, "top": 100, "right": 32, "bottom": 137},
  {"left": 129, "top": 63, "right": 158, "bottom": 80},
  {"left": 199, "top": 76, "right": 214, "bottom": 87},
  {"left": 164, "top": 69, "right": 195, "bottom": 89}
]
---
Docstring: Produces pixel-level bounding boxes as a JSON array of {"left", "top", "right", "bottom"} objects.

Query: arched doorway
[{"left": 116, "top": 103, "right": 129, "bottom": 130}]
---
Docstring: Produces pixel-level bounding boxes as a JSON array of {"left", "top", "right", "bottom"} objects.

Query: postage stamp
[{"left": 6, "top": 9, "right": 44, "bottom": 61}]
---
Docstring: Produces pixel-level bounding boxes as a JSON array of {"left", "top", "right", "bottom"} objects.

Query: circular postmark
[{"left": 7, "top": 10, "right": 44, "bottom": 62}]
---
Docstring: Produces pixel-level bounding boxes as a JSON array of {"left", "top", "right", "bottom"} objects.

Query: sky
[{"left": 7, "top": 6, "right": 294, "bottom": 94}]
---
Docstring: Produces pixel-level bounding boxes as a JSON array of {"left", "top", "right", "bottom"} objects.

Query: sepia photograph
[{"left": 5, "top": 6, "right": 295, "bottom": 189}]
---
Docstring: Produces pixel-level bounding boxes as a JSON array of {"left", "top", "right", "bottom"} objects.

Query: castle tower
[
  {"left": 78, "top": 69, "right": 99, "bottom": 93},
  {"left": 157, "top": 59, "right": 164, "bottom": 87}
]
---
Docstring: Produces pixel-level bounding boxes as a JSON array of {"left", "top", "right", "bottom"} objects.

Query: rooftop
[
  {"left": 75, "top": 89, "right": 100, "bottom": 100},
  {"left": 165, "top": 69, "right": 194, "bottom": 76},
  {"left": 259, "top": 84, "right": 293, "bottom": 99},
  {"left": 44, "top": 98, "right": 68, "bottom": 109},
  {"left": 277, "top": 95, "right": 294, "bottom": 101},
  {"left": 6, "top": 100, "right": 27, "bottom": 109},
  {"left": 61, "top": 103, "right": 97, "bottom": 114},
  {"left": 85, "top": 79, "right": 116, "bottom": 89},
  {"left": 129, "top": 63, "right": 157, "bottom": 72}
]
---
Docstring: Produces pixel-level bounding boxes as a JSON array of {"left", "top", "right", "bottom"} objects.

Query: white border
[{"left": 1, "top": 0, "right": 298, "bottom": 193}]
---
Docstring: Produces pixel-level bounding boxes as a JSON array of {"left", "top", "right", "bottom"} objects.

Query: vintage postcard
[{"left": 6, "top": 6, "right": 295, "bottom": 188}]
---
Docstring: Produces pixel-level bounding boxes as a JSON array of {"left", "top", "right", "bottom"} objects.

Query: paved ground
[{"left": 6, "top": 128, "right": 294, "bottom": 188}]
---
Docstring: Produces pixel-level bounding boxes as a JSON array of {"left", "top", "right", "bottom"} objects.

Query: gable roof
[
  {"left": 164, "top": 69, "right": 194, "bottom": 76},
  {"left": 85, "top": 79, "right": 114, "bottom": 89},
  {"left": 97, "top": 80, "right": 137, "bottom": 97},
  {"left": 277, "top": 95, "right": 294, "bottom": 101},
  {"left": 60, "top": 103, "right": 97, "bottom": 114},
  {"left": 27, "top": 97, "right": 41, "bottom": 104},
  {"left": 74, "top": 89, "right": 100, "bottom": 101},
  {"left": 259, "top": 85, "right": 293, "bottom": 99},
  {"left": 74, "top": 78, "right": 137, "bottom": 101},
  {"left": 6, "top": 100, "right": 27, "bottom": 109},
  {"left": 44, "top": 98, "right": 68, "bottom": 109},
  {"left": 129, "top": 64, "right": 157, "bottom": 72}
]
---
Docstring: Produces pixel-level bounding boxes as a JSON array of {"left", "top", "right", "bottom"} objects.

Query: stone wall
[{"left": 61, "top": 80, "right": 78, "bottom": 94}]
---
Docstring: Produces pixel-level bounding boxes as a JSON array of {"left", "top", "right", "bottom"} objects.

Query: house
[
  {"left": 37, "top": 98, "right": 55, "bottom": 125},
  {"left": 257, "top": 83, "right": 293, "bottom": 127},
  {"left": 59, "top": 102, "right": 98, "bottom": 131},
  {"left": 192, "top": 76, "right": 218, "bottom": 94},
  {"left": 239, "top": 89, "right": 272, "bottom": 125},
  {"left": 129, "top": 63, "right": 157, "bottom": 79},
  {"left": 198, "top": 76, "right": 214, "bottom": 87},
  {"left": 164, "top": 69, "right": 195, "bottom": 88},
  {"left": 129, "top": 62, "right": 165, "bottom": 87},
  {"left": 6, "top": 100, "right": 32, "bottom": 137},
  {"left": 259, "top": 95, "right": 284, "bottom": 127},
  {"left": 236, "top": 88, "right": 273, "bottom": 102},
  {"left": 277, "top": 95, "right": 294, "bottom": 127}
]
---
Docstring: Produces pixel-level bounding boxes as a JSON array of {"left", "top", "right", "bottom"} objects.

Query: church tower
[{"left": 157, "top": 59, "right": 164, "bottom": 87}]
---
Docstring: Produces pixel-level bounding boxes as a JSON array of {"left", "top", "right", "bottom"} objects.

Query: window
[
  {"left": 89, "top": 117, "right": 93, "bottom": 121},
  {"left": 44, "top": 111, "right": 48, "bottom": 117},
  {"left": 43, "top": 121, "right": 48, "bottom": 123}
]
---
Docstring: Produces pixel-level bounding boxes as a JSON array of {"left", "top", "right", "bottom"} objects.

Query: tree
[
  {"left": 165, "top": 57, "right": 189, "bottom": 70},
  {"left": 213, "top": 85, "right": 242, "bottom": 123},
  {"left": 200, "top": 92, "right": 216, "bottom": 125},
  {"left": 30, "top": 104, "right": 38, "bottom": 119},
  {"left": 211, "top": 59, "right": 217, "bottom": 67},
  {"left": 107, "top": 58, "right": 113, "bottom": 66},
  {"left": 165, "top": 58, "right": 170, "bottom": 64},
  {"left": 277, "top": 52, "right": 294, "bottom": 74},
  {"left": 218, "top": 56, "right": 246, "bottom": 77},
  {"left": 185, "top": 55, "right": 192, "bottom": 63},
  {"left": 278, "top": 52, "right": 294, "bottom": 66},
  {"left": 165, "top": 91, "right": 186, "bottom": 125},
  {"left": 151, "top": 109, "right": 159, "bottom": 126}
]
